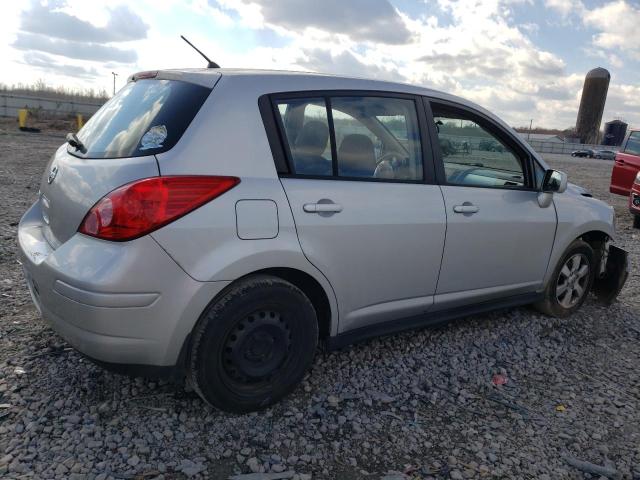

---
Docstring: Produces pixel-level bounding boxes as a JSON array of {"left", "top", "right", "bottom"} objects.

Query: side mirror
[{"left": 542, "top": 169, "right": 568, "bottom": 193}]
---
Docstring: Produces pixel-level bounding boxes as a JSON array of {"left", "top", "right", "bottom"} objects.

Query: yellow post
[
  {"left": 76, "top": 114, "right": 84, "bottom": 130},
  {"left": 18, "top": 109, "right": 28, "bottom": 128}
]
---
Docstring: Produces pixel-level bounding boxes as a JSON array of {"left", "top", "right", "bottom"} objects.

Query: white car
[{"left": 18, "top": 69, "right": 629, "bottom": 412}]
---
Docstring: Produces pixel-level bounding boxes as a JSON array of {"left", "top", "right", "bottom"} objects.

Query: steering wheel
[{"left": 374, "top": 152, "right": 409, "bottom": 179}]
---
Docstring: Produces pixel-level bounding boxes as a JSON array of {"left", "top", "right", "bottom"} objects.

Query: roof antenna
[{"left": 180, "top": 35, "right": 220, "bottom": 69}]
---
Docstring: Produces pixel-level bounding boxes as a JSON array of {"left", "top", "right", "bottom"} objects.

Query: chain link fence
[{"left": 522, "top": 139, "right": 617, "bottom": 155}]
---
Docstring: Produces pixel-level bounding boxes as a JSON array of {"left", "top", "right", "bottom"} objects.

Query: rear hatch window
[{"left": 71, "top": 79, "right": 211, "bottom": 159}]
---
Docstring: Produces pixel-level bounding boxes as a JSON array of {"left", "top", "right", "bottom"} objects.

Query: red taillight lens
[{"left": 79, "top": 176, "right": 240, "bottom": 241}]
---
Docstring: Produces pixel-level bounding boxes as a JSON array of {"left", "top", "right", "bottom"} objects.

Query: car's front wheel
[
  {"left": 189, "top": 275, "right": 318, "bottom": 413},
  {"left": 535, "top": 239, "right": 595, "bottom": 318}
]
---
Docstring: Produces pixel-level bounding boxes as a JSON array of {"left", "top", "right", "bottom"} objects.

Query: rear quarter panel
[{"left": 151, "top": 76, "right": 340, "bottom": 334}]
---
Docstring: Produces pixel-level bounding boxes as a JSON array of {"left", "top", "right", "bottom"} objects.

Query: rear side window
[
  {"left": 274, "top": 95, "right": 423, "bottom": 181},
  {"left": 276, "top": 98, "right": 332, "bottom": 176},
  {"left": 624, "top": 132, "right": 640, "bottom": 156},
  {"left": 72, "top": 79, "right": 211, "bottom": 159}
]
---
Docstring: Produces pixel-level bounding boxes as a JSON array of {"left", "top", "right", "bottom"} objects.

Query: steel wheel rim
[
  {"left": 556, "top": 253, "right": 590, "bottom": 308},
  {"left": 222, "top": 310, "right": 292, "bottom": 386}
]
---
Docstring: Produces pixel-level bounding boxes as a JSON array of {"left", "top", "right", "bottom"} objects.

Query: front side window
[
  {"left": 624, "top": 131, "right": 640, "bottom": 156},
  {"left": 533, "top": 160, "right": 546, "bottom": 190},
  {"left": 274, "top": 95, "right": 423, "bottom": 181},
  {"left": 432, "top": 105, "right": 526, "bottom": 188}
]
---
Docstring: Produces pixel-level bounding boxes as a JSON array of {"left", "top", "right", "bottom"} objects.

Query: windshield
[{"left": 71, "top": 79, "right": 211, "bottom": 159}]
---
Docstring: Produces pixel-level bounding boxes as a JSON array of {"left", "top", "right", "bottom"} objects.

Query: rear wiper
[{"left": 66, "top": 132, "right": 86, "bottom": 152}]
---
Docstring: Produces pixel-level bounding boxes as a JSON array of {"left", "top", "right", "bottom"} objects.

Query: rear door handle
[
  {"left": 303, "top": 203, "right": 343, "bottom": 213},
  {"left": 453, "top": 204, "right": 479, "bottom": 214}
]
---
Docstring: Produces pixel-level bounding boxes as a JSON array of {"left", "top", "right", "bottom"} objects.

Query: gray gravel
[{"left": 1, "top": 124, "right": 639, "bottom": 479}]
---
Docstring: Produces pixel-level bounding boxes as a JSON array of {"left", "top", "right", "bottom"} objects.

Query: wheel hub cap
[{"left": 556, "top": 253, "right": 590, "bottom": 308}]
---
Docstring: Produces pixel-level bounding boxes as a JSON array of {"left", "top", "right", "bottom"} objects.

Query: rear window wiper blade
[{"left": 66, "top": 132, "right": 86, "bottom": 152}]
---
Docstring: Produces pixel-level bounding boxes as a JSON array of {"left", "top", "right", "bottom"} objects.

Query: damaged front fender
[{"left": 593, "top": 245, "right": 630, "bottom": 305}]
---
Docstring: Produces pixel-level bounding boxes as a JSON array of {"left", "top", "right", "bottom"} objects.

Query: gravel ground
[{"left": 0, "top": 125, "right": 639, "bottom": 480}]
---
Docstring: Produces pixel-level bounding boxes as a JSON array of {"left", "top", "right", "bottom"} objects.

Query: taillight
[{"left": 79, "top": 176, "right": 239, "bottom": 241}]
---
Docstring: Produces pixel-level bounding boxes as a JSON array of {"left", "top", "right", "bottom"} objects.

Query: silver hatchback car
[{"left": 18, "top": 69, "right": 628, "bottom": 412}]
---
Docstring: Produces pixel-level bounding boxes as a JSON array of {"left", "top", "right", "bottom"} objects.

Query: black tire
[
  {"left": 633, "top": 215, "right": 640, "bottom": 229},
  {"left": 189, "top": 275, "right": 318, "bottom": 413},
  {"left": 534, "top": 239, "right": 595, "bottom": 318}
]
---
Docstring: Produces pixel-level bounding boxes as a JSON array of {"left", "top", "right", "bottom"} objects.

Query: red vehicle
[{"left": 610, "top": 129, "right": 640, "bottom": 228}]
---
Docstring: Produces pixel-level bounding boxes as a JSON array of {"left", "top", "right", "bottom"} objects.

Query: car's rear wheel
[
  {"left": 189, "top": 275, "right": 318, "bottom": 413},
  {"left": 534, "top": 239, "right": 595, "bottom": 318}
]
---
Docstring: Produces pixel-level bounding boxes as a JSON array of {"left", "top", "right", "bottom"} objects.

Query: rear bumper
[{"left": 18, "top": 200, "right": 229, "bottom": 368}]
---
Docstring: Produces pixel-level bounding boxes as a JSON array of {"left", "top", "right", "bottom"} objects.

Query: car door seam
[
  {"left": 541, "top": 198, "right": 561, "bottom": 289},
  {"left": 433, "top": 185, "right": 448, "bottom": 297},
  {"left": 276, "top": 177, "right": 342, "bottom": 332}
]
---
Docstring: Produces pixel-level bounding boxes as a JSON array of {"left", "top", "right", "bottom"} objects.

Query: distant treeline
[
  {"left": 0, "top": 79, "right": 109, "bottom": 104},
  {"left": 437, "top": 121, "right": 492, "bottom": 138},
  {"left": 513, "top": 126, "right": 577, "bottom": 137}
]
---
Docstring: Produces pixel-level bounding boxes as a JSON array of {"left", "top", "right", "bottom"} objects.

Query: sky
[{"left": 1, "top": 0, "right": 639, "bottom": 129}]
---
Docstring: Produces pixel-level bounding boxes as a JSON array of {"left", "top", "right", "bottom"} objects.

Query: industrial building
[
  {"left": 517, "top": 133, "right": 565, "bottom": 143},
  {"left": 602, "top": 119, "right": 628, "bottom": 146}
]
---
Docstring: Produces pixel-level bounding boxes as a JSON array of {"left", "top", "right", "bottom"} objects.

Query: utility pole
[
  {"left": 111, "top": 72, "right": 118, "bottom": 96},
  {"left": 528, "top": 119, "right": 533, "bottom": 140}
]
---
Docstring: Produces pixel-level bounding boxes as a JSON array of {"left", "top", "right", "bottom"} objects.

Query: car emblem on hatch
[{"left": 47, "top": 165, "right": 58, "bottom": 184}]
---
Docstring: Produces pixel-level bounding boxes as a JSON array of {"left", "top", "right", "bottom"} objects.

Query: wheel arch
[
  {"left": 580, "top": 230, "right": 610, "bottom": 254},
  {"left": 256, "top": 267, "right": 333, "bottom": 340},
  {"left": 544, "top": 225, "right": 613, "bottom": 287},
  {"left": 188, "top": 266, "right": 336, "bottom": 348}
]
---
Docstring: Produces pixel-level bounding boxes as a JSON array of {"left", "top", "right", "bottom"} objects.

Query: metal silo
[
  {"left": 602, "top": 119, "right": 628, "bottom": 146},
  {"left": 575, "top": 67, "right": 610, "bottom": 144}
]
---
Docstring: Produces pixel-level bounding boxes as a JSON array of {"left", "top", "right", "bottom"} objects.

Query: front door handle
[
  {"left": 303, "top": 202, "right": 343, "bottom": 213},
  {"left": 453, "top": 204, "right": 479, "bottom": 214}
]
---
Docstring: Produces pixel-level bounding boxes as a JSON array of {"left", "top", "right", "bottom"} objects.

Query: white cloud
[
  {"left": 546, "top": 0, "right": 640, "bottom": 60},
  {"left": 583, "top": 1, "right": 640, "bottom": 59},
  {"left": 544, "top": 0, "right": 584, "bottom": 17},
  {"left": 217, "top": 0, "right": 412, "bottom": 44},
  {"left": 2, "top": 0, "right": 640, "bottom": 129},
  {"left": 16, "top": 1, "right": 147, "bottom": 63},
  {"left": 206, "top": 0, "right": 637, "bottom": 128}
]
